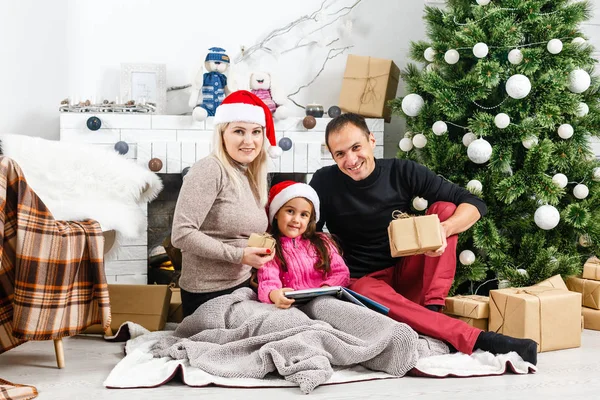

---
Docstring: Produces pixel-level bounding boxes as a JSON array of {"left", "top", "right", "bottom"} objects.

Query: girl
[
  {"left": 258, "top": 181, "right": 350, "bottom": 308},
  {"left": 172, "top": 91, "right": 283, "bottom": 318}
]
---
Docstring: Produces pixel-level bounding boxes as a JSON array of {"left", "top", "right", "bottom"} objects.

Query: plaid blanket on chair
[{"left": 0, "top": 156, "right": 111, "bottom": 353}]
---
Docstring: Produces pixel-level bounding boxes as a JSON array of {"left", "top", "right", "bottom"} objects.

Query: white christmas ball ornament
[
  {"left": 522, "top": 136, "right": 538, "bottom": 149},
  {"left": 399, "top": 138, "right": 414, "bottom": 152},
  {"left": 445, "top": 49, "right": 460, "bottom": 64},
  {"left": 506, "top": 74, "right": 532, "bottom": 99},
  {"left": 467, "top": 179, "right": 483, "bottom": 193},
  {"left": 473, "top": 42, "right": 489, "bottom": 58},
  {"left": 401, "top": 94, "right": 425, "bottom": 117},
  {"left": 467, "top": 138, "right": 493, "bottom": 164},
  {"left": 569, "top": 69, "right": 591, "bottom": 93},
  {"left": 552, "top": 173, "right": 568, "bottom": 189},
  {"left": 424, "top": 47, "right": 436, "bottom": 62},
  {"left": 413, "top": 197, "right": 428, "bottom": 211},
  {"left": 573, "top": 184, "right": 589, "bottom": 199},
  {"left": 459, "top": 250, "right": 476, "bottom": 265},
  {"left": 432, "top": 121, "right": 448, "bottom": 136},
  {"left": 576, "top": 102, "right": 589, "bottom": 117},
  {"left": 593, "top": 167, "right": 600, "bottom": 182},
  {"left": 412, "top": 134, "right": 428, "bottom": 148},
  {"left": 508, "top": 49, "right": 523, "bottom": 65},
  {"left": 476, "top": 0, "right": 491, "bottom": 5},
  {"left": 494, "top": 113, "right": 510, "bottom": 129},
  {"left": 572, "top": 37, "right": 586, "bottom": 45},
  {"left": 558, "top": 124, "right": 574, "bottom": 139},
  {"left": 534, "top": 205, "right": 560, "bottom": 230},
  {"left": 516, "top": 268, "right": 529, "bottom": 277},
  {"left": 462, "top": 132, "right": 477, "bottom": 147},
  {"left": 425, "top": 63, "right": 436, "bottom": 73},
  {"left": 547, "top": 39, "right": 563, "bottom": 54}
]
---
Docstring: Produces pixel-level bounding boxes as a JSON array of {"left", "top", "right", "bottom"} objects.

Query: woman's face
[{"left": 222, "top": 122, "right": 264, "bottom": 164}]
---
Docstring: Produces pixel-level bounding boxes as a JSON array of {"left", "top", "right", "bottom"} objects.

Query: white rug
[{"left": 103, "top": 323, "right": 536, "bottom": 392}]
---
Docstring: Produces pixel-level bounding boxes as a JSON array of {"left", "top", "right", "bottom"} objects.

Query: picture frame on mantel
[{"left": 120, "top": 63, "right": 167, "bottom": 114}]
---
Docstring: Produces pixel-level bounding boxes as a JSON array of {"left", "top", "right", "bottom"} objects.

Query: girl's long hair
[
  {"left": 270, "top": 198, "right": 340, "bottom": 275},
  {"left": 212, "top": 122, "right": 269, "bottom": 206}
]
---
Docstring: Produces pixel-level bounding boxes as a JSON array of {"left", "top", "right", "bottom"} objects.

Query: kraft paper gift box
[
  {"left": 248, "top": 233, "right": 276, "bottom": 253},
  {"left": 444, "top": 295, "right": 489, "bottom": 319},
  {"left": 168, "top": 287, "right": 183, "bottom": 323},
  {"left": 566, "top": 276, "right": 600, "bottom": 310},
  {"left": 451, "top": 315, "right": 488, "bottom": 331},
  {"left": 583, "top": 257, "right": 600, "bottom": 281},
  {"left": 582, "top": 307, "right": 600, "bottom": 331},
  {"left": 534, "top": 274, "right": 568, "bottom": 291},
  {"left": 489, "top": 286, "right": 581, "bottom": 352},
  {"left": 388, "top": 213, "right": 443, "bottom": 257},
  {"left": 338, "top": 54, "right": 400, "bottom": 122}
]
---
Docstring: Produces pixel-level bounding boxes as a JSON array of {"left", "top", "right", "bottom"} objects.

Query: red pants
[{"left": 349, "top": 202, "right": 481, "bottom": 354}]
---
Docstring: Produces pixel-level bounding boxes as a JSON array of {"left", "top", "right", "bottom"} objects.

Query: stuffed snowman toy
[
  {"left": 189, "top": 47, "right": 230, "bottom": 121},
  {"left": 249, "top": 71, "right": 289, "bottom": 120}
]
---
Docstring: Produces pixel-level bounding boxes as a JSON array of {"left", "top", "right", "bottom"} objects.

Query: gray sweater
[{"left": 172, "top": 156, "right": 268, "bottom": 293}]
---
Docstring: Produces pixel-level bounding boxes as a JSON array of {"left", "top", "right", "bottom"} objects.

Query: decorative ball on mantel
[
  {"left": 399, "top": 138, "right": 413, "bottom": 152},
  {"left": 401, "top": 93, "right": 425, "bottom": 117},
  {"left": 569, "top": 69, "right": 591, "bottom": 93},
  {"left": 148, "top": 158, "right": 163, "bottom": 172},
  {"left": 181, "top": 166, "right": 191, "bottom": 178},
  {"left": 444, "top": 49, "right": 460, "bottom": 65},
  {"left": 303, "top": 115, "right": 317, "bottom": 130},
  {"left": 459, "top": 250, "right": 476, "bottom": 265},
  {"left": 467, "top": 138, "right": 492, "bottom": 164},
  {"left": 412, "top": 196, "right": 428, "bottom": 211},
  {"left": 86, "top": 116, "right": 102, "bottom": 131},
  {"left": 506, "top": 74, "right": 532, "bottom": 99},
  {"left": 494, "top": 113, "right": 510, "bottom": 129},
  {"left": 573, "top": 184, "right": 589, "bottom": 199},
  {"left": 552, "top": 173, "right": 568, "bottom": 189},
  {"left": 534, "top": 205, "right": 560, "bottom": 230},
  {"left": 508, "top": 49, "right": 523, "bottom": 65},
  {"left": 547, "top": 39, "right": 563, "bottom": 54},
  {"left": 432, "top": 121, "right": 447, "bottom": 136},
  {"left": 114, "top": 141, "right": 129, "bottom": 155},
  {"left": 278, "top": 137, "right": 293, "bottom": 151},
  {"left": 327, "top": 105, "right": 342, "bottom": 118}
]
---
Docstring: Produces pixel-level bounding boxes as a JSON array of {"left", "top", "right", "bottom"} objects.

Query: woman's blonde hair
[{"left": 212, "top": 122, "right": 269, "bottom": 206}]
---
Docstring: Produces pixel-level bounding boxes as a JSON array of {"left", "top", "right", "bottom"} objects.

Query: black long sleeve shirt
[{"left": 309, "top": 158, "right": 487, "bottom": 278}]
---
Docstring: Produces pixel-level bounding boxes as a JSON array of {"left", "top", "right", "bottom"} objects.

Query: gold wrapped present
[
  {"left": 583, "top": 257, "right": 600, "bottom": 281},
  {"left": 247, "top": 233, "right": 276, "bottom": 253},
  {"left": 388, "top": 212, "right": 443, "bottom": 257},
  {"left": 534, "top": 274, "right": 568, "bottom": 291},
  {"left": 489, "top": 286, "right": 581, "bottom": 352},
  {"left": 338, "top": 54, "right": 400, "bottom": 122},
  {"left": 566, "top": 276, "right": 600, "bottom": 310},
  {"left": 444, "top": 295, "right": 489, "bottom": 319},
  {"left": 582, "top": 307, "right": 600, "bottom": 331}
]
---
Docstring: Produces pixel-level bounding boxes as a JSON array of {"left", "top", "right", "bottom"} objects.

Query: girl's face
[
  {"left": 275, "top": 197, "right": 313, "bottom": 239},
  {"left": 222, "top": 122, "right": 264, "bottom": 164}
]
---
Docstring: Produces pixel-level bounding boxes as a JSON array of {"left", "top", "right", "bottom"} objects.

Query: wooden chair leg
[{"left": 53, "top": 338, "right": 65, "bottom": 369}]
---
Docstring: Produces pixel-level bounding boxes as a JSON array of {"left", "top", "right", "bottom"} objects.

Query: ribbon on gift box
[
  {"left": 391, "top": 210, "right": 422, "bottom": 250},
  {"left": 343, "top": 57, "right": 387, "bottom": 114}
]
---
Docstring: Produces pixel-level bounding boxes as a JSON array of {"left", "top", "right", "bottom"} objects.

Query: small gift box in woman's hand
[{"left": 248, "top": 233, "right": 276, "bottom": 254}]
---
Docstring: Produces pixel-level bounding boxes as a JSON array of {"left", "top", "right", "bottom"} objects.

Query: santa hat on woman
[
  {"left": 267, "top": 180, "right": 320, "bottom": 224},
  {"left": 214, "top": 90, "right": 282, "bottom": 158}
]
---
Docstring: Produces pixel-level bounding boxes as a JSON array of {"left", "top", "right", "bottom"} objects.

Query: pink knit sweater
[{"left": 257, "top": 234, "right": 350, "bottom": 304}]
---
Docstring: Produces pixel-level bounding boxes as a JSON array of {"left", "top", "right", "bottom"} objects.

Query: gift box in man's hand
[{"left": 388, "top": 213, "right": 443, "bottom": 257}]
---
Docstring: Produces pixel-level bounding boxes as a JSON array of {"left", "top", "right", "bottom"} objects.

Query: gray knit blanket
[{"left": 150, "top": 288, "right": 448, "bottom": 393}]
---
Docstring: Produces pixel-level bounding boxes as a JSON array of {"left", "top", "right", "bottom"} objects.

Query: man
[{"left": 310, "top": 113, "right": 537, "bottom": 364}]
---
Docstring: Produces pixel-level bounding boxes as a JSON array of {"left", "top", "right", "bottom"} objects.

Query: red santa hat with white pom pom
[{"left": 214, "top": 90, "right": 282, "bottom": 158}]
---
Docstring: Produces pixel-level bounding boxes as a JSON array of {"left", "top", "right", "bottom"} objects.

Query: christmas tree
[{"left": 390, "top": 0, "right": 600, "bottom": 293}]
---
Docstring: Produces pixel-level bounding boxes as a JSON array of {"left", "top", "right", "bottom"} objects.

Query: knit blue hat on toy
[{"left": 205, "top": 47, "right": 230, "bottom": 64}]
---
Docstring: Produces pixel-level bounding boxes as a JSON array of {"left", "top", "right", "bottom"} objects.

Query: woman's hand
[
  {"left": 242, "top": 247, "right": 275, "bottom": 269},
  {"left": 269, "top": 288, "right": 295, "bottom": 309}
]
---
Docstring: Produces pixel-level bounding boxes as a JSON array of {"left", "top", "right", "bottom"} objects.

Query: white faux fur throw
[{"left": 0, "top": 133, "right": 162, "bottom": 240}]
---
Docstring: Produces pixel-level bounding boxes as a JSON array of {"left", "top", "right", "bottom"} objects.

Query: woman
[{"left": 172, "top": 90, "right": 283, "bottom": 317}]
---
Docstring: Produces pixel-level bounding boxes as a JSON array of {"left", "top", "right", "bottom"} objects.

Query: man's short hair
[{"left": 325, "top": 113, "right": 370, "bottom": 147}]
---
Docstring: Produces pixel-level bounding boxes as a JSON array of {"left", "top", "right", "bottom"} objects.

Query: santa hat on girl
[
  {"left": 214, "top": 90, "right": 282, "bottom": 158},
  {"left": 267, "top": 180, "right": 320, "bottom": 224}
]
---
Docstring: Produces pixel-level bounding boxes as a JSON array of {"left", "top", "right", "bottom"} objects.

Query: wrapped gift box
[
  {"left": 534, "top": 274, "right": 568, "bottom": 291},
  {"left": 489, "top": 286, "right": 581, "bottom": 352},
  {"left": 444, "top": 295, "right": 489, "bottom": 319},
  {"left": 388, "top": 214, "right": 442, "bottom": 257},
  {"left": 248, "top": 233, "right": 276, "bottom": 253},
  {"left": 338, "top": 54, "right": 400, "bottom": 122},
  {"left": 566, "top": 276, "right": 600, "bottom": 310},
  {"left": 582, "top": 307, "right": 600, "bottom": 331},
  {"left": 168, "top": 287, "right": 183, "bottom": 323},
  {"left": 583, "top": 258, "right": 600, "bottom": 281},
  {"left": 451, "top": 315, "right": 488, "bottom": 331}
]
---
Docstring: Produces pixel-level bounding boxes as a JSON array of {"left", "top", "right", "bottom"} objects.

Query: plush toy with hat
[
  {"left": 189, "top": 47, "right": 231, "bottom": 121},
  {"left": 249, "top": 71, "right": 289, "bottom": 120},
  {"left": 267, "top": 180, "right": 320, "bottom": 225},
  {"left": 214, "top": 90, "right": 283, "bottom": 158}
]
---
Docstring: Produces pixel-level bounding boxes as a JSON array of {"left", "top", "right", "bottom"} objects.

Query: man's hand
[
  {"left": 424, "top": 224, "right": 447, "bottom": 257},
  {"left": 242, "top": 247, "right": 275, "bottom": 269},
  {"left": 269, "top": 288, "right": 295, "bottom": 309}
]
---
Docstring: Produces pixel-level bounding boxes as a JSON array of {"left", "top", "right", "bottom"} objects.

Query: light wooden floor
[{"left": 2, "top": 330, "right": 600, "bottom": 400}]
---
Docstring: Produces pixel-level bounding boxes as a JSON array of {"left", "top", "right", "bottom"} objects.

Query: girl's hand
[
  {"left": 242, "top": 247, "right": 275, "bottom": 269},
  {"left": 269, "top": 288, "right": 295, "bottom": 309}
]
